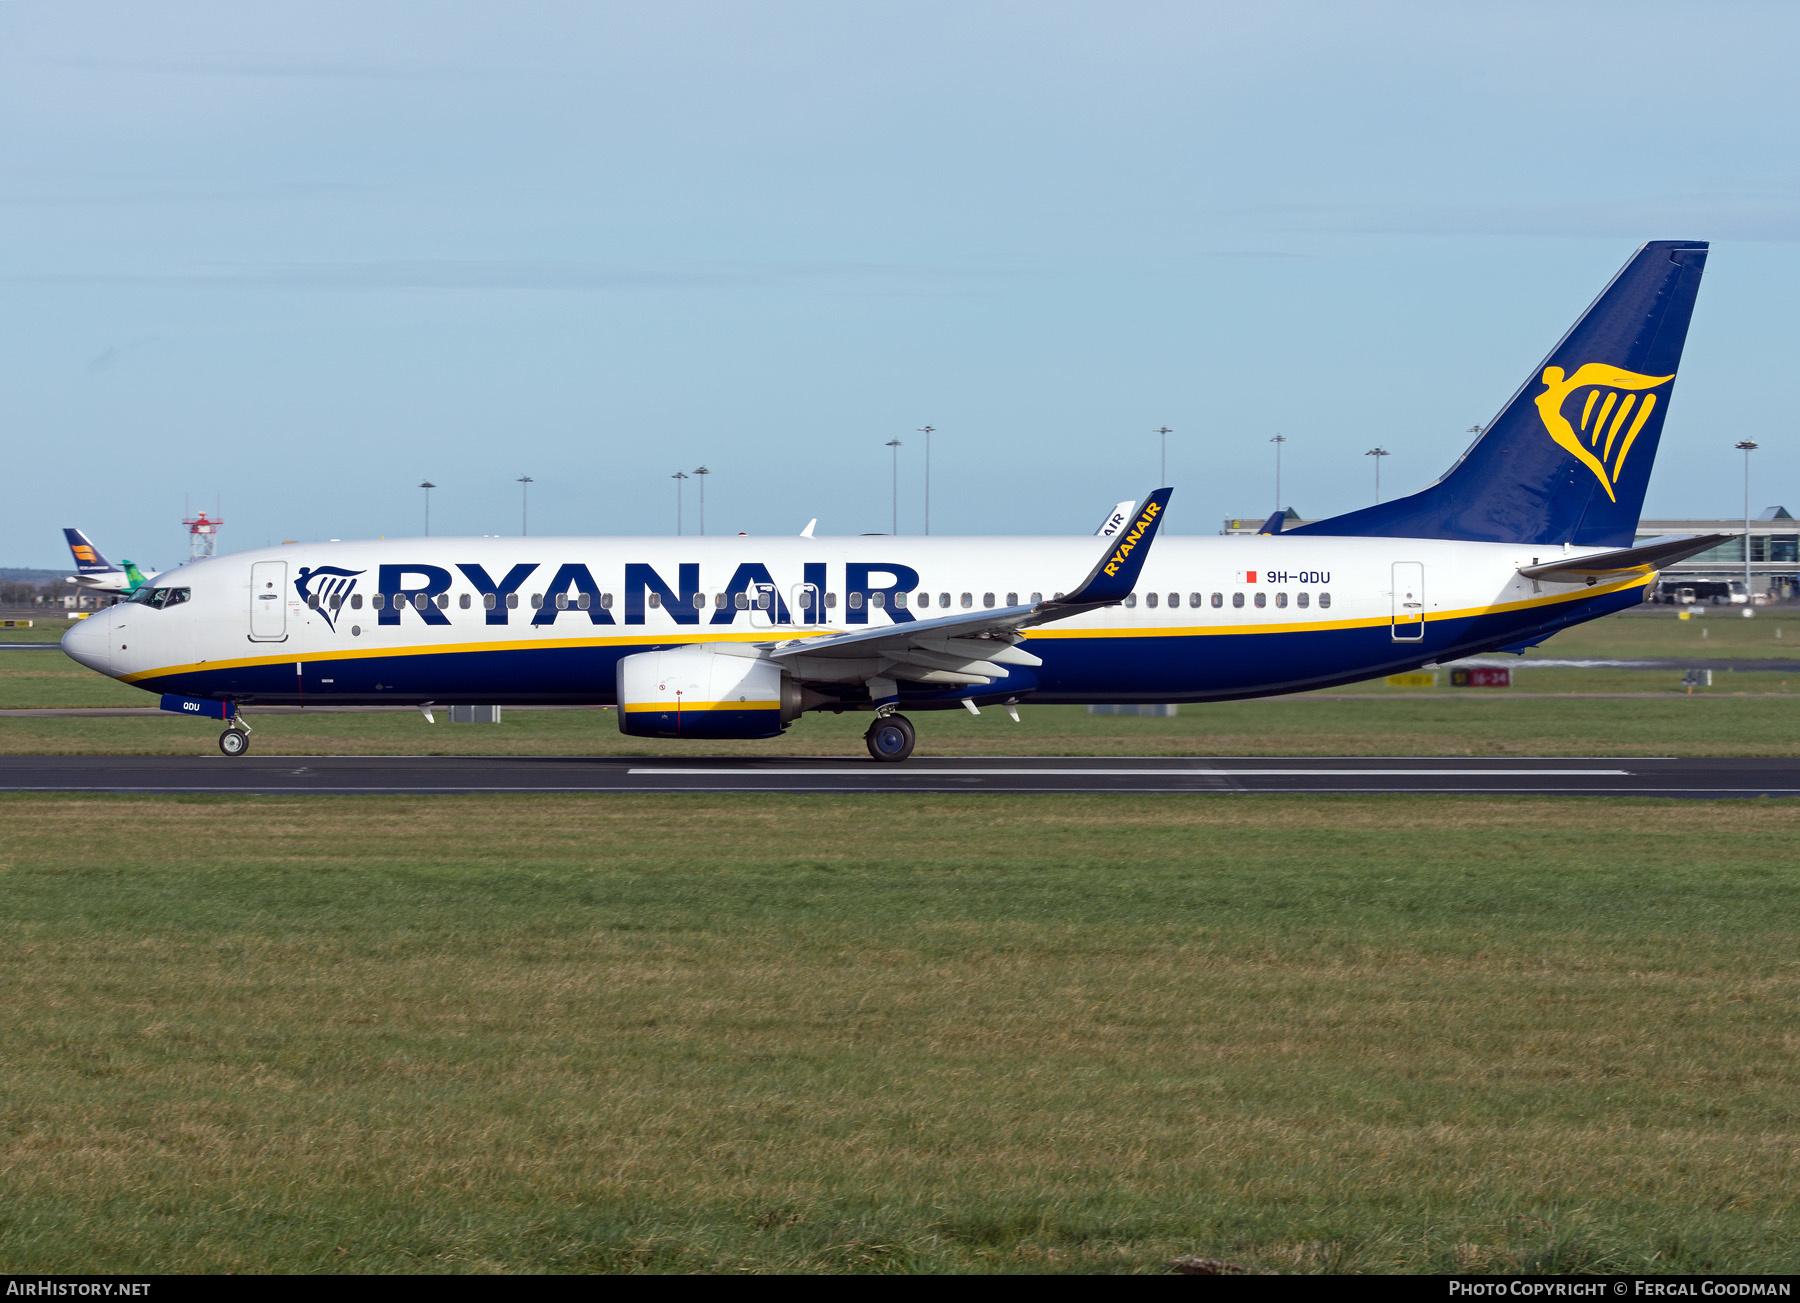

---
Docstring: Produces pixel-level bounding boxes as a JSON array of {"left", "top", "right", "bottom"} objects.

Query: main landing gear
[
  {"left": 864, "top": 713, "right": 915, "bottom": 763},
  {"left": 219, "top": 721, "right": 252, "bottom": 757}
]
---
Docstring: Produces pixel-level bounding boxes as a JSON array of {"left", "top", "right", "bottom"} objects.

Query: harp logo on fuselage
[{"left": 1534, "top": 363, "right": 1673, "bottom": 503}]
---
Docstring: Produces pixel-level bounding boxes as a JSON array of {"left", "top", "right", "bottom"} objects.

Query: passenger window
[
  {"left": 895, "top": 591, "right": 908, "bottom": 608},
  {"left": 1124, "top": 593, "right": 1137, "bottom": 608},
  {"left": 1275, "top": 592, "right": 1288, "bottom": 609},
  {"left": 1168, "top": 592, "right": 1179, "bottom": 608},
  {"left": 692, "top": 593, "right": 706, "bottom": 610},
  {"left": 982, "top": 592, "right": 994, "bottom": 608},
  {"left": 530, "top": 594, "right": 542, "bottom": 609},
  {"left": 960, "top": 593, "right": 972, "bottom": 608},
  {"left": 483, "top": 593, "right": 497, "bottom": 610},
  {"left": 1297, "top": 592, "right": 1309, "bottom": 608},
  {"left": 578, "top": 593, "right": 592, "bottom": 610},
  {"left": 307, "top": 594, "right": 320, "bottom": 609},
  {"left": 940, "top": 593, "right": 950, "bottom": 608},
  {"left": 414, "top": 594, "right": 430, "bottom": 611},
  {"left": 1145, "top": 592, "right": 1159, "bottom": 608},
  {"left": 1189, "top": 593, "right": 1201, "bottom": 608},
  {"left": 1254, "top": 592, "right": 1267, "bottom": 608},
  {"left": 648, "top": 593, "right": 662, "bottom": 608},
  {"left": 330, "top": 594, "right": 343, "bottom": 610},
  {"left": 372, "top": 594, "right": 385, "bottom": 610},
  {"left": 849, "top": 592, "right": 864, "bottom": 610},
  {"left": 436, "top": 593, "right": 450, "bottom": 609},
  {"left": 1211, "top": 592, "right": 1223, "bottom": 608},
  {"left": 352, "top": 593, "right": 364, "bottom": 610},
  {"left": 1006, "top": 592, "right": 1017, "bottom": 606},
  {"left": 734, "top": 592, "right": 748, "bottom": 610},
  {"left": 507, "top": 593, "right": 519, "bottom": 609},
  {"left": 1319, "top": 592, "right": 1331, "bottom": 609},
  {"left": 1232, "top": 592, "right": 1244, "bottom": 608},
  {"left": 459, "top": 593, "right": 471, "bottom": 609},
  {"left": 556, "top": 593, "right": 569, "bottom": 610},
  {"left": 1030, "top": 592, "right": 1042, "bottom": 604},
  {"left": 714, "top": 593, "right": 726, "bottom": 608},
  {"left": 870, "top": 592, "right": 884, "bottom": 609},
  {"left": 827, "top": 592, "right": 838, "bottom": 608},
  {"left": 600, "top": 594, "right": 613, "bottom": 609}
]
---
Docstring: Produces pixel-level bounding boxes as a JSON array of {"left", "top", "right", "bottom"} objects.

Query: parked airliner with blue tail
[{"left": 64, "top": 241, "right": 1727, "bottom": 761}]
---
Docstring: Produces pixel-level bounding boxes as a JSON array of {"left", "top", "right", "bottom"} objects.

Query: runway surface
[{"left": 1, "top": 754, "right": 1795, "bottom": 796}]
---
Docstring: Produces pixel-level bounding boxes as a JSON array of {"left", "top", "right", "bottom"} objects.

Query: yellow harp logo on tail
[{"left": 1534, "top": 363, "right": 1673, "bottom": 503}]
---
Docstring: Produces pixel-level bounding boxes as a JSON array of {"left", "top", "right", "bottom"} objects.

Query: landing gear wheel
[
  {"left": 865, "top": 713, "right": 916, "bottom": 763},
  {"left": 219, "top": 728, "right": 250, "bottom": 757}
]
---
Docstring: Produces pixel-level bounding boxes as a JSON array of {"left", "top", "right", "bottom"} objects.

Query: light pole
[
  {"left": 1269, "top": 435, "right": 1287, "bottom": 513},
  {"left": 885, "top": 438, "right": 903, "bottom": 534},
  {"left": 693, "top": 466, "right": 710, "bottom": 536},
  {"left": 917, "top": 426, "right": 934, "bottom": 534},
  {"left": 516, "top": 475, "right": 532, "bottom": 536},
  {"left": 1156, "top": 426, "right": 1172, "bottom": 484},
  {"left": 671, "top": 470, "right": 688, "bottom": 535},
  {"left": 419, "top": 481, "right": 436, "bottom": 536},
  {"left": 1365, "top": 447, "right": 1389, "bottom": 503},
  {"left": 1736, "top": 439, "right": 1758, "bottom": 599}
]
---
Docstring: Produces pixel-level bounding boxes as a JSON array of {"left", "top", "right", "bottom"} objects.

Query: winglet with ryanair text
[{"left": 1051, "top": 488, "right": 1172, "bottom": 608}]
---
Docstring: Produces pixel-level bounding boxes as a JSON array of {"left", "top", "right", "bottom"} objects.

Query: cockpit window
[{"left": 128, "top": 586, "right": 190, "bottom": 610}]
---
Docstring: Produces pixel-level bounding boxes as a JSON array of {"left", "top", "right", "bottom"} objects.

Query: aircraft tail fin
[
  {"left": 1291, "top": 241, "right": 1709, "bottom": 548},
  {"left": 63, "top": 528, "right": 119, "bottom": 576}
]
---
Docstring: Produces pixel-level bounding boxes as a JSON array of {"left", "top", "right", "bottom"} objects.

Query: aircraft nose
[{"left": 60, "top": 611, "right": 113, "bottom": 675}]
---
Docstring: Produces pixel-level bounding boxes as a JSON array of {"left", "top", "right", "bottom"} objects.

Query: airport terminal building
[{"left": 1225, "top": 507, "right": 1800, "bottom": 601}]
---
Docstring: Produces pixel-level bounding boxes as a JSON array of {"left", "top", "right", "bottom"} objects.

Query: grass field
[
  {"left": 0, "top": 794, "right": 1795, "bottom": 1275},
  {"left": 6, "top": 694, "right": 1800, "bottom": 758},
  {"left": 6, "top": 603, "right": 1800, "bottom": 757}
]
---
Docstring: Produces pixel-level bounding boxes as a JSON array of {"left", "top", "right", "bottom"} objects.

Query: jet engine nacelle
[{"left": 616, "top": 645, "right": 801, "bottom": 739}]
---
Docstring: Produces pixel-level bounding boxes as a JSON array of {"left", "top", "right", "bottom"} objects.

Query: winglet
[
  {"left": 1053, "top": 488, "right": 1171, "bottom": 607},
  {"left": 1258, "top": 509, "right": 1286, "bottom": 535},
  {"left": 800, "top": 518, "right": 817, "bottom": 539}
]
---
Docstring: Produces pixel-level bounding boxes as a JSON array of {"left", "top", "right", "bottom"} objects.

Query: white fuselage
[{"left": 64, "top": 533, "right": 1645, "bottom": 709}]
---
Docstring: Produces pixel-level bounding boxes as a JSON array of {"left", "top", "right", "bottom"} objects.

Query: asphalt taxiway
[{"left": 0, "top": 754, "right": 1794, "bottom": 797}]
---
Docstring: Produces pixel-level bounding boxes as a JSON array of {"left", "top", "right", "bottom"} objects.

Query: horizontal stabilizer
[{"left": 1517, "top": 533, "right": 1733, "bottom": 583}]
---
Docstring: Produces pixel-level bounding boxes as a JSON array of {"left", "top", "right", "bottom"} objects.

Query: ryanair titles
[{"left": 349, "top": 560, "right": 922, "bottom": 628}]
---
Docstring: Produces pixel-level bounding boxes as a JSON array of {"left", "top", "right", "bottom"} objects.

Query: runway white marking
[{"left": 627, "top": 767, "right": 1632, "bottom": 777}]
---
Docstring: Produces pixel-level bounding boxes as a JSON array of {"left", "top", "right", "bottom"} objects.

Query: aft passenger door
[
  {"left": 249, "top": 560, "right": 288, "bottom": 641},
  {"left": 1391, "top": 562, "right": 1424, "bottom": 641}
]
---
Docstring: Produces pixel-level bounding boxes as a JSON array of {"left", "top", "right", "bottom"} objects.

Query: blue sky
[{"left": 5, "top": 0, "right": 1799, "bottom": 566}]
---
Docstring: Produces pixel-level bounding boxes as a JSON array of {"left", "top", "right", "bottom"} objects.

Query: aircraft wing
[
  {"left": 1517, "top": 533, "right": 1734, "bottom": 583},
  {"left": 768, "top": 489, "right": 1171, "bottom": 694}
]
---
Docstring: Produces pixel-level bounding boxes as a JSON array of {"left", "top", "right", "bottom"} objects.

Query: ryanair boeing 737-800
[{"left": 64, "top": 241, "right": 1727, "bottom": 761}]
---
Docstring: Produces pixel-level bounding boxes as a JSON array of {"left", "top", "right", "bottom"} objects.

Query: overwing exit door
[
  {"left": 249, "top": 560, "right": 288, "bottom": 641},
  {"left": 1391, "top": 562, "right": 1424, "bottom": 641}
]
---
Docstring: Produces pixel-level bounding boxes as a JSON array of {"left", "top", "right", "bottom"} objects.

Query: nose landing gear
[
  {"left": 864, "top": 713, "right": 915, "bottom": 763},
  {"left": 218, "top": 721, "right": 252, "bottom": 756}
]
